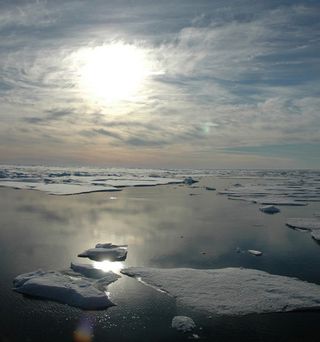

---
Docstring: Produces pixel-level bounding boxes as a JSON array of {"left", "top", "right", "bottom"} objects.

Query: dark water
[{"left": 1, "top": 176, "right": 320, "bottom": 341}]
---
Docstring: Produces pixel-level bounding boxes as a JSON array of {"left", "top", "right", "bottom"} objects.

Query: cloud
[{"left": 0, "top": 0, "right": 319, "bottom": 167}]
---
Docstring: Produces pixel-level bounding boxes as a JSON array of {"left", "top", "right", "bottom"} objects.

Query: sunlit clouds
[
  {"left": 75, "top": 43, "right": 158, "bottom": 104},
  {"left": 0, "top": 1, "right": 319, "bottom": 168}
]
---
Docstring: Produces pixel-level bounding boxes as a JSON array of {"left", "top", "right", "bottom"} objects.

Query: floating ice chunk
[
  {"left": 259, "top": 205, "right": 280, "bottom": 214},
  {"left": 70, "top": 262, "right": 121, "bottom": 281},
  {"left": 122, "top": 267, "right": 320, "bottom": 315},
  {"left": 183, "top": 177, "right": 198, "bottom": 185},
  {"left": 171, "top": 316, "right": 196, "bottom": 332},
  {"left": 78, "top": 244, "right": 128, "bottom": 261},
  {"left": 253, "top": 197, "right": 307, "bottom": 206},
  {"left": 248, "top": 250, "right": 263, "bottom": 256},
  {"left": 95, "top": 243, "right": 127, "bottom": 249},
  {"left": 286, "top": 218, "right": 320, "bottom": 230},
  {"left": 311, "top": 230, "right": 320, "bottom": 241},
  {"left": 0, "top": 181, "right": 119, "bottom": 195},
  {"left": 13, "top": 269, "right": 116, "bottom": 310}
]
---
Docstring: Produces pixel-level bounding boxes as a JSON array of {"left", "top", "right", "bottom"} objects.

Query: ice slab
[
  {"left": 183, "top": 177, "right": 198, "bottom": 185},
  {"left": 13, "top": 269, "right": 117, "bottom": 310},
  {"left": 248, "top": 250, "right": 263, "bottom": 256},
  {"left": 0, "top": 181, "right": 119, "bottom": 195},
  {"left": 78, "top": 244, "right": 127, "bottom": 262},
  {"left": 171, "top": 316, "right": 196, "bottom": 332},
  {"left": 122, "top": 267, "right": 320, "bottom": 315},
  {"left": 0, "top": 165, "right": 184, "bottom": 195},
  {"left": 70, "top": 262, "right": 121, "bottom": 280},
  {"left": 254, "top": 197, "right": 307, "bottom": 206},
  {"left": 259, "top": 205, "right": 280, "bottom": 214},
  {"left": 311, "top": 230, "right": 320, "bottom": 241},
  {"left": 286, "top": 218, "right": 320, "bottom": 230}
]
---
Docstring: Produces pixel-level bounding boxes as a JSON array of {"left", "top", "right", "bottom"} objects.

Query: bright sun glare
[
  {"left": 79, "top": 43, "right": 151, "bottom": 104},
  {"left": 93, "top": 260, "right": 124, "bottom": 274}
]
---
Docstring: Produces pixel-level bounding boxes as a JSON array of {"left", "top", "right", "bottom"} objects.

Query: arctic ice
[
  {"left": 122, "top": 267, "right": 320, "bottom": 315},
  {"left": 13, "top": 269, "right": 119, "bottom": 310}
]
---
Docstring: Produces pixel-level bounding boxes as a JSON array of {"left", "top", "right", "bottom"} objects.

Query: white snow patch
[
  {"left": 248, "top": 250, "right": 263, "bottom": 256},
  {"left": 13, "top": 269, "right": 117, "bottom": 309},
  {"left": 122, "top": 267, "right": 320, "bottom": 315},
  {"left": 171, "top": 316, "right": 196, "bottom": 332}
]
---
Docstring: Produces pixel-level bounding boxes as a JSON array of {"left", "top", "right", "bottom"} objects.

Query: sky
[{"left": 0, "top": 0, "right": 319, "bottom": 169}]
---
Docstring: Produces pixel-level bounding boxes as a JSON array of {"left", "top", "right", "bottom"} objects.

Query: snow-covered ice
[
  {"left": 259, "top": 205, "right": 280, "bottom": 214},
  {"left": 286, "top": 218, "right": 320, "bottom": 243},
  {"left": 248, "top": 250, "right": 263, "bottom": 256},
  {"left": 0, "top": 165, "right": 184, "bottom": 195},
  {"left": 171, "top": 316, "right": 196, "bottom": 332},
  {"left": 13, "top": 269, "right": 118, "bottom": 310},
  {"left": 286, "top": 218, "right": 320, "bottom": 230},
  {"left": 78, "top": 243, "right": 128, "bottom": 261},
  {"left": 311, "top": 230, "right": 320, "bottom": 241},
  {"left": 122, "top": 267, "right": 320, "bottom": 315}
]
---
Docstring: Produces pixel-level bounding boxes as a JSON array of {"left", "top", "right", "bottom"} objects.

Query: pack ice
[
  {"left": 13, "top": 268, "right": 120, "bottom": 310},
  {"left": 122, "top": 267, "right": 320, "bottom": 315},
  {"left": 286, "top": 218, "right": 320, "bottom": 241}
]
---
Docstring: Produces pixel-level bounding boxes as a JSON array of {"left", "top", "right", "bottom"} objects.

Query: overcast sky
[{"left": 0, "top": 0, "right": 319, "bottom": 168}]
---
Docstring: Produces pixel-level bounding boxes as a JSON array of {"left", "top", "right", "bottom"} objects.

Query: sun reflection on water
[{"left": 93, "top": 260, "right": 124, "bottom": 274}]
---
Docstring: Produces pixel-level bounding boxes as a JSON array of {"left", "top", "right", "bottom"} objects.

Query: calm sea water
[{"left": 1, "top": 175, "right": 320, "bottom": 341}]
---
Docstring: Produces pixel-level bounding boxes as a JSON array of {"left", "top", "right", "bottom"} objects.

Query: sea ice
[
  {"left": 183, "top": 177, "right": 198, "bottom": 185},
  {"left": 78, "top": 243, "right": 128, "bottom": 261},
  {"left": 122, "top": 267, "right": 320, "bottom": 315},
  {"left": 13, "top": 269, "right": 117, "bottom": 310},
  {"left": 311, "top": 230, "right": 320, "bottom": 241},
  {"left": 259, "top": 205, "right": 280, "bottom": 214},
  {"left": 286, "top": 218, "right": 320, "bottom": 230},
  {"left": 171, "top": 316, "right": 196, "bottom": 332},
  {"left": 0, "top": 181, "right": 119, "bottom": 195},
  {"left": 254, "top": 197, "right": 307, "bottom": 206},
  {"left": 248, "top": 250, "right": 263, "bottom": 256},
  {"left": 70, "top": 262, "right": 121, "bottom": 280}
]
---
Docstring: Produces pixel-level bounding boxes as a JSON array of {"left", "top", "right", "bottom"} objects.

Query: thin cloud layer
[{"left": 0, "top": 0, "right": 319, "bottom": 168}]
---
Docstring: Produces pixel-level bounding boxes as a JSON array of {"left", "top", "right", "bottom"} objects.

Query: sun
[{"left": 78, "top": 43, "right": 150, "bottom": 104}]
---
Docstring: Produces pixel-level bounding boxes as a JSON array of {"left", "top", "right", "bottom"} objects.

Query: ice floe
[
  {"left": 218, "top": 173, "right": 320, "bottom": 206},
  {"left": 78, "top": 243, "right": 128, "bottom": 261},
  {"left": 171, "top": 316, "right": 196, "bottom": 332},
  {"left": 248, "top": 249, "right": 263, "bottom": 256},
  {"left": 286, "top": 218, "right": 320, "bottom": 230},
  {"left": 0, "top": 165, "right": 184, "bottom": 195},
  {"left": 286, "top": 218, "right": 320, "bottom": 243},
  {"left": 183, "top": 177, "right": 198, "bottom": 185},
  {"left": 259, "top": 205, "right": 280, "bottom": 214},
  {"left": 311, "top": 230, "right": 320, "bottom": 241},
  {"left": 122, "top": 267, "right": 320, "bottom": 315},
  {"left": 13, "top": 269, "right": 118, "bottom": 310}
]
